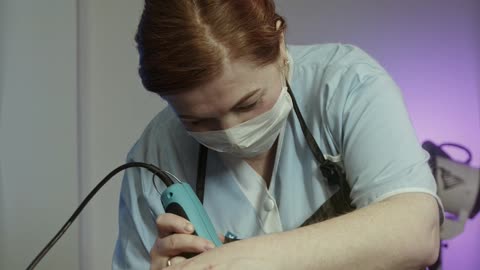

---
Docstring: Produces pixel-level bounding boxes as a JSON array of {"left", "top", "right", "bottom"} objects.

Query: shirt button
[{"left": 264, "top": 198, "right": 275, "bottom": 212}]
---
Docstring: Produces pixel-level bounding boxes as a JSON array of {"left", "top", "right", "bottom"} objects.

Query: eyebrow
[{"left": 178, "top": 88, "right": 263, "bottom": 120}]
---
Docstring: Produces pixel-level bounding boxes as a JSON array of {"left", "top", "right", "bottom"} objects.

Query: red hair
[{"left": 135, "top": 0, "right": 286, "bottom": 95}]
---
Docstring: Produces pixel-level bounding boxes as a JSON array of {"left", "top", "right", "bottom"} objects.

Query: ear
[
  {"left": 275, "top": 20, "right": 287, "bottom": 64},
  {"left": 276, "top": 19, "right": 282, "bottom": 30},
  {"left": 275, "top": 20, "right": 288, "bottom": 73}
]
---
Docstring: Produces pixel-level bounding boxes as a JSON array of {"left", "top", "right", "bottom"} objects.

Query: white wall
[
  {"left": 0, "top": 0, "right": 79, "bottom": 269},
  {"left": 1, "top": 1, "right": 161, "bottom": 269},
  {"left": 77, "top": 0, "right": 163, "bottom": 269},
  {"left": 0, "top": 0, "right": 7, "bottom": 266}
]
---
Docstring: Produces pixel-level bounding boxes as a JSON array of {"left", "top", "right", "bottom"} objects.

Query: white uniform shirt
[{"left": 112, "top": 43, "right": 443, "bottom": 269}]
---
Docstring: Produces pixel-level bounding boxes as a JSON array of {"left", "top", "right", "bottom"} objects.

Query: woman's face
[{"left": 164, "top": 58, "right": 285, "bottom": 132}]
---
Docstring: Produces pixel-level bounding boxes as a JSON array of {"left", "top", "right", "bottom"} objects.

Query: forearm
[{"left": 232, "top": 193, "right": 440, "bottom": 270}]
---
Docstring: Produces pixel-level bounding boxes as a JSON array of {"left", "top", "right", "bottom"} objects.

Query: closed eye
[
  {"left": 235, "top": 100, "right": 259, "bottom": 111},
  {"left": 235, "top": 93, "right": 265, "bottom": 112}
]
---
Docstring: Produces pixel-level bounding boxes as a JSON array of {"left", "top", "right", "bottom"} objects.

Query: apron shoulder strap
[
  {"left": 196, "top": 144, "right": 208, "bottom": 203},
  {"left": 287, "top": 81, "right": 340, "bottom": 186},
  {"left": 287, "top": 81, "right": 355, "bottom": 224}
]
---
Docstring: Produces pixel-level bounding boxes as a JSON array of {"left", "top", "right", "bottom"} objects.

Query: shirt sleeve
[
  {"left": 112, "top": 157, "right": 158, "bottom": 270},
  {"left": 326, "top": 62, "right": 444, "bottom": 217}
]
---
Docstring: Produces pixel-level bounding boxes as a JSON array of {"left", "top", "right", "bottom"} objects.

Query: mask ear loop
[{"left": 278, "top": 57, "right": 289, "bottom": 91}]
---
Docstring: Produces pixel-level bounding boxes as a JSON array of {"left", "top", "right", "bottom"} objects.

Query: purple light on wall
[{"left": 280, "top": 0, "right": 480, "bottom": 269}]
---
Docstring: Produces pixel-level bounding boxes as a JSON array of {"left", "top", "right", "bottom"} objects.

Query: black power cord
[{"left": 25, "top": 162, "right": 174, "bottom": 270}]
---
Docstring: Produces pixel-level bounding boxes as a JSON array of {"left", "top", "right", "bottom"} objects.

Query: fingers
[
  {"left": 149, "top": 255, "right": 173, "bottom": 270},
  {"left": 150, "top": 213, "right": 220, "bottom": 269},
  {"left": 149, "top": 255, "right": 186, "bottom": 270},
  {"left": 156, "top": 213, "right": 195, "bottom": 238},
  {"left": 169, "top": 256, "right": 187, "bottom": 265},
  {"left": 155, "top": 234, "right": 215, "bottom": 256},
  {"left": 150, "top": 234, "right": 214, "bottom": 270}
]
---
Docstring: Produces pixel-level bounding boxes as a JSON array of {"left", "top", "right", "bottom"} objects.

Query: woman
[{"left": 113, "top": 1, "right": 443, "bottom": 269}]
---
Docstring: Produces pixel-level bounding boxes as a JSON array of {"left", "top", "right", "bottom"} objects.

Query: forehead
[{"left": 164, "top": 59, "right": 279, "bottom": 116}]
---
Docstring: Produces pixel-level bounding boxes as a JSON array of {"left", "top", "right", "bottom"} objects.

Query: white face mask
[{"left": 187, "top": 86, "right": 293, "bottom": 158}]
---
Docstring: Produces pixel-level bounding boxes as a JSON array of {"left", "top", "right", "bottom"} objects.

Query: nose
[{"left": 216, "top": 113, "right": 241, "bottom": 130}]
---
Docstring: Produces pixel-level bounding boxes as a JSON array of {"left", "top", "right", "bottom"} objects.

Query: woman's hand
[
  {"left": 149, "top": 213, "right": 222, "bottom": 270},
  {"left": 163, "top": 236, "right": 281, "bottom": 270},
  {"left": 165, "top": 254, "right": 276, "bottom": 270}
]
